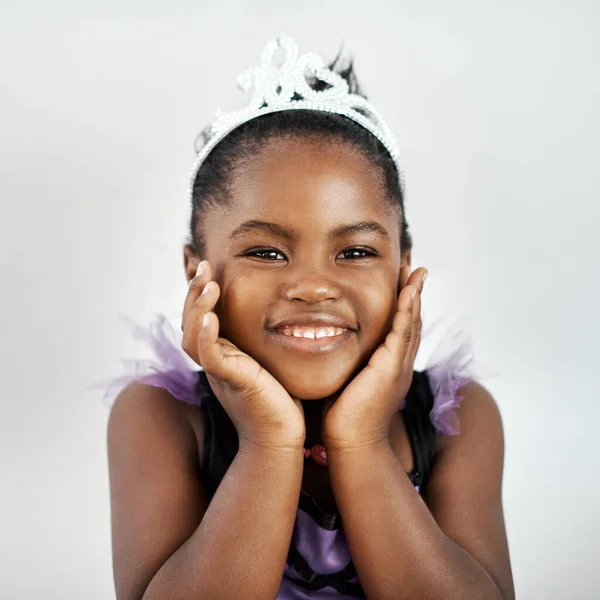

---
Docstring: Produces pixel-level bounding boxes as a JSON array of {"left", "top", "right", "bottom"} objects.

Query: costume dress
[{"left": 97, "top": 314, "right": 474, "bottom": 599}]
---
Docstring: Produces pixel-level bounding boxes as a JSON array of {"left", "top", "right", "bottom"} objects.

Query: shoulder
[
  {"left": 108, "top": 380, "right": 206, "bottom": 467},
  {"left": 434, "top": 381, "right": 504, "bottom": 456},
  {"left": 429, "top": 381, "right": 506, "bottom": 490}
]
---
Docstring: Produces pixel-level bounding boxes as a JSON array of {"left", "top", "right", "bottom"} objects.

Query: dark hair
[{"left": 188, "top": 56, "right": 412, "bottom": 257}]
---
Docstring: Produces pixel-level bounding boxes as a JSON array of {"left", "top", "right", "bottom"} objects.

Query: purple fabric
[
  {"left": 425, "top": 324, "right": 475, "bottom": 435},
  {"left": 293, "top": 508, "right": 352, "bottom": 574},
  {"left": 278, "top": 574, "right": 360, "bottom": 600},
  {"left": 88, "top": 313, "right": 201, "bottom": 407},
  {"left": 280, "top": 509, "right": 361, "bottom": 599},
  {"left": 278, "top": 571, "right": 361, "bottom": 599}
]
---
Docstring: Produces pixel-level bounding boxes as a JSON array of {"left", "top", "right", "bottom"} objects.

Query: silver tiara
[{"left": 190, "top": 34, "right": 404, "bottom": 198}]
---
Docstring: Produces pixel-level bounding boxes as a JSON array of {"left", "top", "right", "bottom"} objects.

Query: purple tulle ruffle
[
  {"left": 88, "top": 313, "right": 201, "bottom": 407},
  {"left": 424, "top": 324, "right": 475, "bottom": 435}
]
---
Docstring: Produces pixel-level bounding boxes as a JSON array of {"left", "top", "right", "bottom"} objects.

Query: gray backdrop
[{"left": 1, "top": 0, "right": 599, "bottom": 598}]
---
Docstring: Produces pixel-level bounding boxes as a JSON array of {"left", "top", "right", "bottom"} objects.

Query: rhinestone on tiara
[{"left": 190, "top": 34, "right": 404, "bottom": 198}]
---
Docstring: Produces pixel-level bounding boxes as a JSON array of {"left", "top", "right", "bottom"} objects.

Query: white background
[{"left": 1, "top": 0, "right": 599, "bottom": 598}]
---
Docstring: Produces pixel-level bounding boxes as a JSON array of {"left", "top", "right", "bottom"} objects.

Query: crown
[{"left": 190, "top": 34, "right": 404, "bottom": 197}]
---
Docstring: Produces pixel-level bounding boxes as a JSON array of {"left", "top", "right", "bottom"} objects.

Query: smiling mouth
[
  {"left": 276, "top": 325, "right": 347, "bottom": 339},
  {"left": 267, "top": 325, "right": 354, "bottom": 355}
]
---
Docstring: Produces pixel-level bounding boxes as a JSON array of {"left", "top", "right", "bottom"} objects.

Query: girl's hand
[
  {"left": 181, "top": 261, "right": 306, "bottom": 450},
  {"left": 322, "top": 266, "right": 427, "bottom": 451}
]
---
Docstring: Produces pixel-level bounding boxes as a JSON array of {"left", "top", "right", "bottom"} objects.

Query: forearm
[
  {"left": 328, "top": 443, "right": 503, "bottom": 600},
  {"left": 143, "top": 442, "right": 303, "bottom": 600}
]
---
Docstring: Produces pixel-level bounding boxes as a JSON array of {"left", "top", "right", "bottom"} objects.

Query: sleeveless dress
[{"left": 93, "top": 313, "right": 475, "bottom": 599}]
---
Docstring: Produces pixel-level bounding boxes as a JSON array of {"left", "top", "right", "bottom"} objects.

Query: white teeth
[{"left": 280, "top": 326, "right": 346, "bottom": 339}]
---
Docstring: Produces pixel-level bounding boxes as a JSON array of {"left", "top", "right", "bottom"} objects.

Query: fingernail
[
  {"left": 196, "top": 261, "right": 205, "bottom": 276},
  {"left": 422, "top": 270, "right": 428, "bottom": 283},
  {"left": 202, "top": 314, "right": 210, "bottom": 328},
  {"left": 200, "top": 281, "right": 211, "bottom": 296}
]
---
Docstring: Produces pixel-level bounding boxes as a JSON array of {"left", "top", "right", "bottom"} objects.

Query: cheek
[
  {"left": 355, "top": 280, "right": 398, "bottom": 346},
  {"left": 214, "top": 268, "right": 270, "bottom": 345},
  {"left": 351, "top": 286, "right": 398, "bottom": 394}
]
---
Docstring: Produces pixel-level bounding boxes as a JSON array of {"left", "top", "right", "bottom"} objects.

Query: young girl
[{"left": 102, "top": 35, "right": 514, "bottom": 599}]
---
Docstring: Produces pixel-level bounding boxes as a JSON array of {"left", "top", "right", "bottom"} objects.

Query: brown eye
[
  {"left": 337, "top": 247, "right": 377, "bottom": 260},
  {"left": 245, "top": 248, "right": 286, "bottom": 261}
]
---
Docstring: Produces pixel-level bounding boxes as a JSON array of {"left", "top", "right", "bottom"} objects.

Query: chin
[
  {"left": 288, "top": 383, "right": 341, "bottom": 401},
  {"left": 273, "top": 365, "right": 354, "bottom": 401}
]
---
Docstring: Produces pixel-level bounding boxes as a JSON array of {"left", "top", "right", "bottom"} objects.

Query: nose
[{"left": 280, "top": 265, "right": 342, "bottom": 304}]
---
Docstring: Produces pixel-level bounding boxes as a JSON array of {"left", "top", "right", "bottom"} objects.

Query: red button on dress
[{"left": 305, "top": 444, "right": 328, "bottom": 466}]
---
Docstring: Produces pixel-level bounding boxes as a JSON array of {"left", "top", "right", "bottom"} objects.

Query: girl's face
[{"left": 191, "top": 136, "right": 407, "bottom": 400}]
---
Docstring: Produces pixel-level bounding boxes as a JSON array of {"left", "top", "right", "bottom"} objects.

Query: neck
[{"left": 300, "top": 394, "right": 338, "bottom": 447}]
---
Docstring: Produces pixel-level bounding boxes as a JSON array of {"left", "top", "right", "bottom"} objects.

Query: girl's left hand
[{"left": 322, "top": 266, "right": 428, "bottom": 451}]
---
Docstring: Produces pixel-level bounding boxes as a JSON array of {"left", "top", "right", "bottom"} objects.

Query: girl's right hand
[{"left": 181, "top": 261, "right": 306, "bottom": 451}]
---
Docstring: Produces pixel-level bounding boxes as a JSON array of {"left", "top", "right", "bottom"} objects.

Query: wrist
[
  {"left": 236, "top": 439, "right": 306, "bottom": 473},
  {"left": 322, "top": 424, "right": 390, "bottom": 453},
  {"left": 326, "top": 439, "right": 394, "bottom": 472},
  {"left": 236, "top": 418, "right": 306, "bottom": 454},
  {"left": 324, "top": 435, "right": 391, "bottom": 455},
  {"left": 238, "top": 433, "right": 306, "bottom": 455}
]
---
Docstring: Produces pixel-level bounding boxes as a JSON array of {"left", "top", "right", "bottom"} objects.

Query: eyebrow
[
  {"left": 330, "top": 221, "right": 391, "bottom": 240},
  {"left": 229, "top": 220, "right": 295, "bottom": 242},
  {"left": 228, "top": 219, "right": 391, "bottom": 242}
]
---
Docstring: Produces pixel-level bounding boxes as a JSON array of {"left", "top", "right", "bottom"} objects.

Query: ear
[
  {"left": 400, "top": 248, "right": 411, "bottom": 269},
  {"left": 397, "top": 248, "right": 412, "bottom": 293},
  {"left": 183, "top": 244, "right": 201, "bottom": 284}
]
